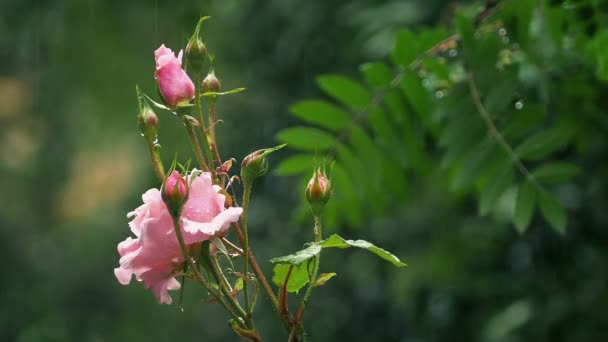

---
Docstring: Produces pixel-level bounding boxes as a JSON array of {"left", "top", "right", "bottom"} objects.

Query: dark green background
[{"left": 1, "top": 0, "right": 607, "bottom": 341}]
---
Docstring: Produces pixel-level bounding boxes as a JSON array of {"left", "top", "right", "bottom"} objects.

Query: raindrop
[
  {"left": 498, "top": 28, "right": 507, "bottom": 36},
  {"left": 435, "top": 90, "right": 444, "bottom": 99},
  {"left": 515, "top": 100, "right": 524, "bottom": 110},
  {"left": 448, "top": 49, "right": 458, "bottom": 57},
  {"left": 502, "top": 36, "right": 510, "bottom": 44}
]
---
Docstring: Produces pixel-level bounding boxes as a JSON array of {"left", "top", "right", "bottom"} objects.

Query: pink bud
[
  {"left": 305, "top": 170, "right": 331, "bottom": 215},
  {"left": 202, "top": 72, "right": 221, "bottom": 92},
  {"left": 154, "top": 44, "right": 195, "bottom": 108},
  {"left": 165, "top": 171, "right": 187, "bottom": 201}
]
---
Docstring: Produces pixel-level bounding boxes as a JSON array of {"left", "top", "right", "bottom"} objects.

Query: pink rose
[
  {"left": 114, "top": 171, "right": 243, "bottom": 304},
  {"left": 154, "top": 44, "right": 195, "bottom": 108}
]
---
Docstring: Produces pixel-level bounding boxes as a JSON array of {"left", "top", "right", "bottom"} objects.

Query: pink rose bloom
[
  {"left": 154, "top": 44, "right": 195, "bottom": 108},
  {"left": 114, "top": 171, "right": 242, "bottom": 304}
]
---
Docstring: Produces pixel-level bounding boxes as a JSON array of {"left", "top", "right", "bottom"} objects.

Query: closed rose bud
[
  {"left": 305, "top": 169, "right": 331, "bottom": 216},
  {"left": 137, "top": 106, "right": 158, "bottom": 144},
  {"left": 240, "top": 144, "right": 286, "bottom": 185},
  {"left": 202, "top": 71, "right": 221, "bottom": 92},
  {"left": 163, "top": 170, "right": 188, "bottom": 207},
  {"left": 154, "top": 44, "right": 195, "bottom": 108},
  {"left": 186, "top": 38, "right": 207, "bottom": 71},
  {"left": 241, "top": 150, "right": 268, "bottom": 184}
]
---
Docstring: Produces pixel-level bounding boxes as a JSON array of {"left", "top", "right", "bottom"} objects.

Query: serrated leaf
[
  {"left": 483, "top": 68, "right": 518, "bottom": 113},
  {"left": 479, "top": 161, "right": 514, "bottom": 216},
  {"left": 275, "top": 154, "right": 315, "bottom": 176},
  {"left": 271, "top": 235, "right": 406, "bottom": 268},
  {"left": 502, "top": 104, "right": 545, "bottom": 141},
  {"left": 360, "top": 62, "right": 393, "bottom": 87},
  {"left": 317, "top": 75, "right": 370, "bottom": 108},
  {"left": 321, "top": 234, "right": 407, "bottom": 267},
  {"left": 450, "top": 139, "right": 496, "bottom": 191},
  {"left": 312, "top": 273, "right": 337, "bottom": 287},
  {"left": 401, "top": 73, "right": 436, "bottom": 134},
  {"left": 270, "top": 244, "right": 322, "bottom": 265},
  {"left": 514, "top": 180, "right": 536, "bottom": 233},
  {"left": 532, "top": 163, "right": 581, "bottom": 183},
  {"left": 392, "top": 29, "right": 419, "bottom": 67},
  {"left": 276, "top": 127, "right": 335, "bottom": 151},
  {"left": 272, "top": 264, "right": 310, "bottom": 294},
  {"left": 290, "top": 100, "right": 351, "bottom": 132},
  {"left": 539, "top": 191, "right": 566, "bottom": 234},
  {"left": 514, "top": 127, "right": 572, "bottom": 161},
  {"left": 331, "top": 163, "right": 362, "bottom": 226},
  {"left": 202, "top": 87, "right": 246, "bottom": 97}
]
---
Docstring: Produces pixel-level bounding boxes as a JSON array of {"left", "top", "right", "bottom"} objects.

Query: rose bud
[
  {"left": 202, "top": 71, "right": 221, "bottom": 93},
  {"left": 154, "top": 44, "right": 195, "bottom": 108},
  {"left": 137, "top": 106, "right": 158, "bottom": 143},
  {"left": 305, "top": 169, "right": 332, "bottom": 216},
  {"left": 162, "top": 170, "right": 188, "bottom": 215},
  {"left": 186, "top": 38, "right": 207, "bottom": 71}
]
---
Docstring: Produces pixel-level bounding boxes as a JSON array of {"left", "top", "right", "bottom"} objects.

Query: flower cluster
[{"left": 114, "top": 171, "right": 242, "bottom": 303}]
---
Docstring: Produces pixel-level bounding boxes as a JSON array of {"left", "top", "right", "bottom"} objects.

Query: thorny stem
[
  {"left": 183, "top": 118, "right": 210, "bottom": 172},
  {"left": 208, "top": 102, "right": 223, "bottom": 166},
  {"left": 290, "top": 216, "right": 322, "bottom": 341},
  {"left": 205, "top": 243, "right": 254, "bottom": 330},
  {"left": 466, "top": 71, "right": 543, "bottom": 192},
  {"left": 146, "top": 142, "right": 165, "bottom": 182},
  {"left": 194, "top": 74, "right": 216, "bottom": 175},
  {"left": 241, "top": 182, "right": 253, "bottom": 316},
  {"left": 231, "top": 222, "right": 288, "bottom": 330},
  {"left": 169, "top": 215, "right": 242, "bottom": 323},
  {"left": 221, "top": 237, "right": 244, "bottom": 255}
]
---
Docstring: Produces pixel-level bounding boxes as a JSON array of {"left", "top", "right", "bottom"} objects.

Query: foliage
[{"left": 277, "top": 0, "right": 607, "bottom": 237}]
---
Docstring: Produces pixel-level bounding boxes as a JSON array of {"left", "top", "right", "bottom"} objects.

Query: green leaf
[
  {"left": 539, "top": 191, "right": 566, "bottom": 234},
  {"left": 391, "top": 29, "right": 419, "bottom": 67},
  {"left": 532, "top": 163, "right": 581, "bottom": 183},
  {"left": 449, "top": 139, "right": 497, "bottom": 191},
  {"left": 456, "top": 14, "right": 476, "bottom": 59},
  {"left": 270, "top": 234, "right": 406, "bottom": 268},
  {"left": 271, "top": 264, "right": 310, "bottom": 294},
  {"left": 275, "top": 154, "right": 315, "bottom": 176},
  {"left": 290, "top": 100, "right": 351, "bottom": 132},
  {"left": 321, "top": 234, "right": 407, "bottom": 267},
  {"left": 502, "top": 104, "right": 545, "bottom": 141},
  {"left": 276, "top": 127, "right": 335, "bottom": 151},
  {"left": 316, "top": 75, "right": 371, "bottom": 108},
  {"left": 312, "top": 273, "right": 337, "bottom": 288},
  {"left": 514, "top": 127, "right": 572, "bottom": 161},
  {"left": 483, "top": 67, "right": 518, "bottom": 113},
  {"left": 270, "top": 244, "right": 322, "bottom": 265},
  {"left": 360, "top": 62, "right": 393, "bottom": 87},
  {"left": 400, "top": 73, "right": 435, "bottom": 133},
  {"left": 479, "top": 161, "right": 514, "bottom": 216},
  {"left": 202, "top": 87, "right": 246, "bottom": 97},
  {"left": 331, "top": 162, "right": 362, "bottom": 226},
  {"left": 513, "top": 180, "right": 536, "bottom": 233}
]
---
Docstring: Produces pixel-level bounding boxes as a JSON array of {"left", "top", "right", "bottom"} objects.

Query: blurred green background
[{"left": 1, "top": 0, "right": 607, "bottom": 341}]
